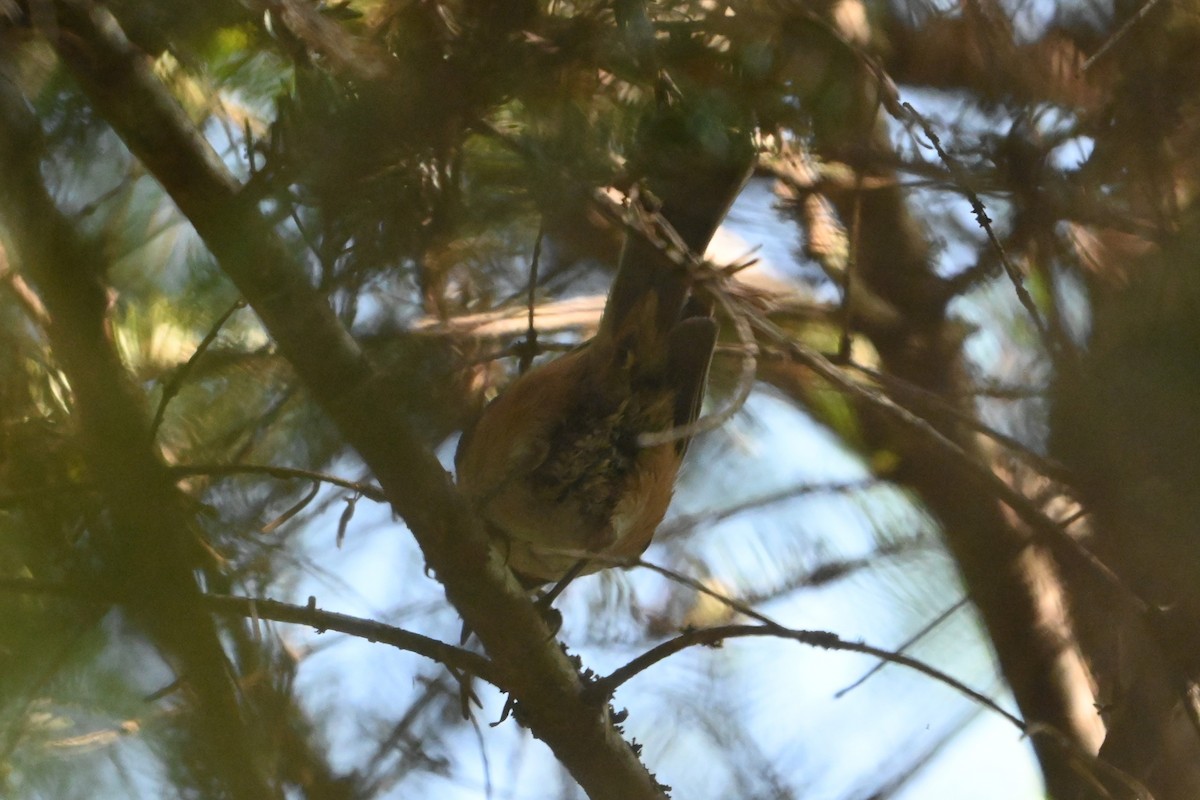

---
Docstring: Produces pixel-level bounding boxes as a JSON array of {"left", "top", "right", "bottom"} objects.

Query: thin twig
[
  {"left": 835, "top": 595, "right": 971, "bottom": 697},
  {"left": 846, "top": 360, "right": 1074, "bottom": 484},
  {"left": 591, "top": 623, "right": 1025, "bottom": 730},
  {"left": 0, "top": 576, "right": 501, "bottom": 688},
  {"left": 901, "top": 102, "right": 1055, "bottom": 355},
  {"left": 359, "top": 675, "right": 462, "bottom": 795},
  {"left": 149, "top": 299, "right": 247, "bottom": 440},
  {"left": 578, "top": 557, "right": 1023, "bottom": 730},
  {"left": 203, "top": 593, "right": 503, "bottom": 689},
  {"left": 960, "top": 382, "right": 1047, "bottom": 400},
  {"left": 624, "top": 556, "right": 1147, "bottom": 796},
  {"left": 1081, "top": 0, "right": 1167, "bottom": 72},
  {"left": 0, "top": 249, "right": 51, "bottom": 327},
  {"left": 631, "top": 557, "right": 799, "bottom": 629},
  {"left": 734, "top": 302, "right": 1148, "bottom": 617},
  {"left": 656, "top": 478, "right": 878, "bottom": 541},
  {"left": 259, "top": 479, "right": 321, "bottom": 534},
  {"left": 166, "top": 462, "right": 386, "bottom": 502},
  {"left": 740, "top": 536, "right": 932, "bottom": 605}
]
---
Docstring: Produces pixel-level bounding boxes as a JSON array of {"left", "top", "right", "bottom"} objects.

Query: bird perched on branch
[{"left": 455, "top": 118, "right": 753, "bottom": 587}]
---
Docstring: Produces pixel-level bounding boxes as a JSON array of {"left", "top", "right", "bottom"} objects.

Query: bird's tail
[{"left": 600, "top": 116, "right": 755, "bottom": 340}]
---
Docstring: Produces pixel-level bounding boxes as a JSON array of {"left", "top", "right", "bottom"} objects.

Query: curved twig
[
  {"left": 748, "top": 310, "right": 1144, "bottom": 609},
  {"left": 835, "top": 596, "right": 971, "bottom": 698},
  {"left": 900, "top": 102, "right": 1055, "bottom": 356},
  {"left": 202, "top": 593, "right": 501, "bottom": 687},
  {"left": 590, "top": 623, "right": 1024, "bottom": 729},
  {"left": 167, "top": 463, "right": 387, "bottom": 502},
  {"left": 150, "top": 299, "right": 246, "bottom": 440},
  {"left": 655, "top": 478, "right": 879, "bottom": 541},
  {"left": 0, "top": 576, "right": 501, "bottom": 688},
  {"left": 846, "top": 360, "right": 1074, "bottom": 484}
]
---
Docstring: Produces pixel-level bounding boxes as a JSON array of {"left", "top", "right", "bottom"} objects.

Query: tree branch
[
  {"left": 0, "top": 577, "right": 503, "bottom": 701},
  {"left": 204, "top": 593, "right": 499, "bottom": 684},
  {"left": 590, "top": 623, "right": 1025, "bottom": 730},
  {"left": 167, "top": 462, "right": 387, "bottom": 503},
  {"left": 43, "top": 2, "right": 672, "bottom": 797}
]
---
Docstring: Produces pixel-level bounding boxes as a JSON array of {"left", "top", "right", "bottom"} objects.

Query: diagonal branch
[
  {"left": 202, "top": 593, "right": 501, "bottom": 686},
  {"left": 591, "top": 622, "right": 1025, "bottom": 730},
  {"left": 167, "top": 462, "right": 387, "bottom": 502},
  {"left": 0, "top": 576, "right": 501, "bottom": 688},
  {"left": 42, "top": 2, "right": 676, "bottom": 797}
]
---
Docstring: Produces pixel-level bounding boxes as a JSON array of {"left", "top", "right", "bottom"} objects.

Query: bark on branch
[{"left": 41, "top": 1, "right": 673, "bottom": 797}]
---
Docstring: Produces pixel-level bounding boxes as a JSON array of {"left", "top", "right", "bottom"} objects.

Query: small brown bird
[{"left": 455, "top": 157, "right": 751, "bottom": 586}]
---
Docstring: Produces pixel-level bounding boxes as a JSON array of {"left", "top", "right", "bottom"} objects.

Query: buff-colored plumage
[
  {"left": 455, "top": 148, "right": 752, "bottom": 585},
  {"left": 455, "top": 291, "right": 714, "bottom": 584}
]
